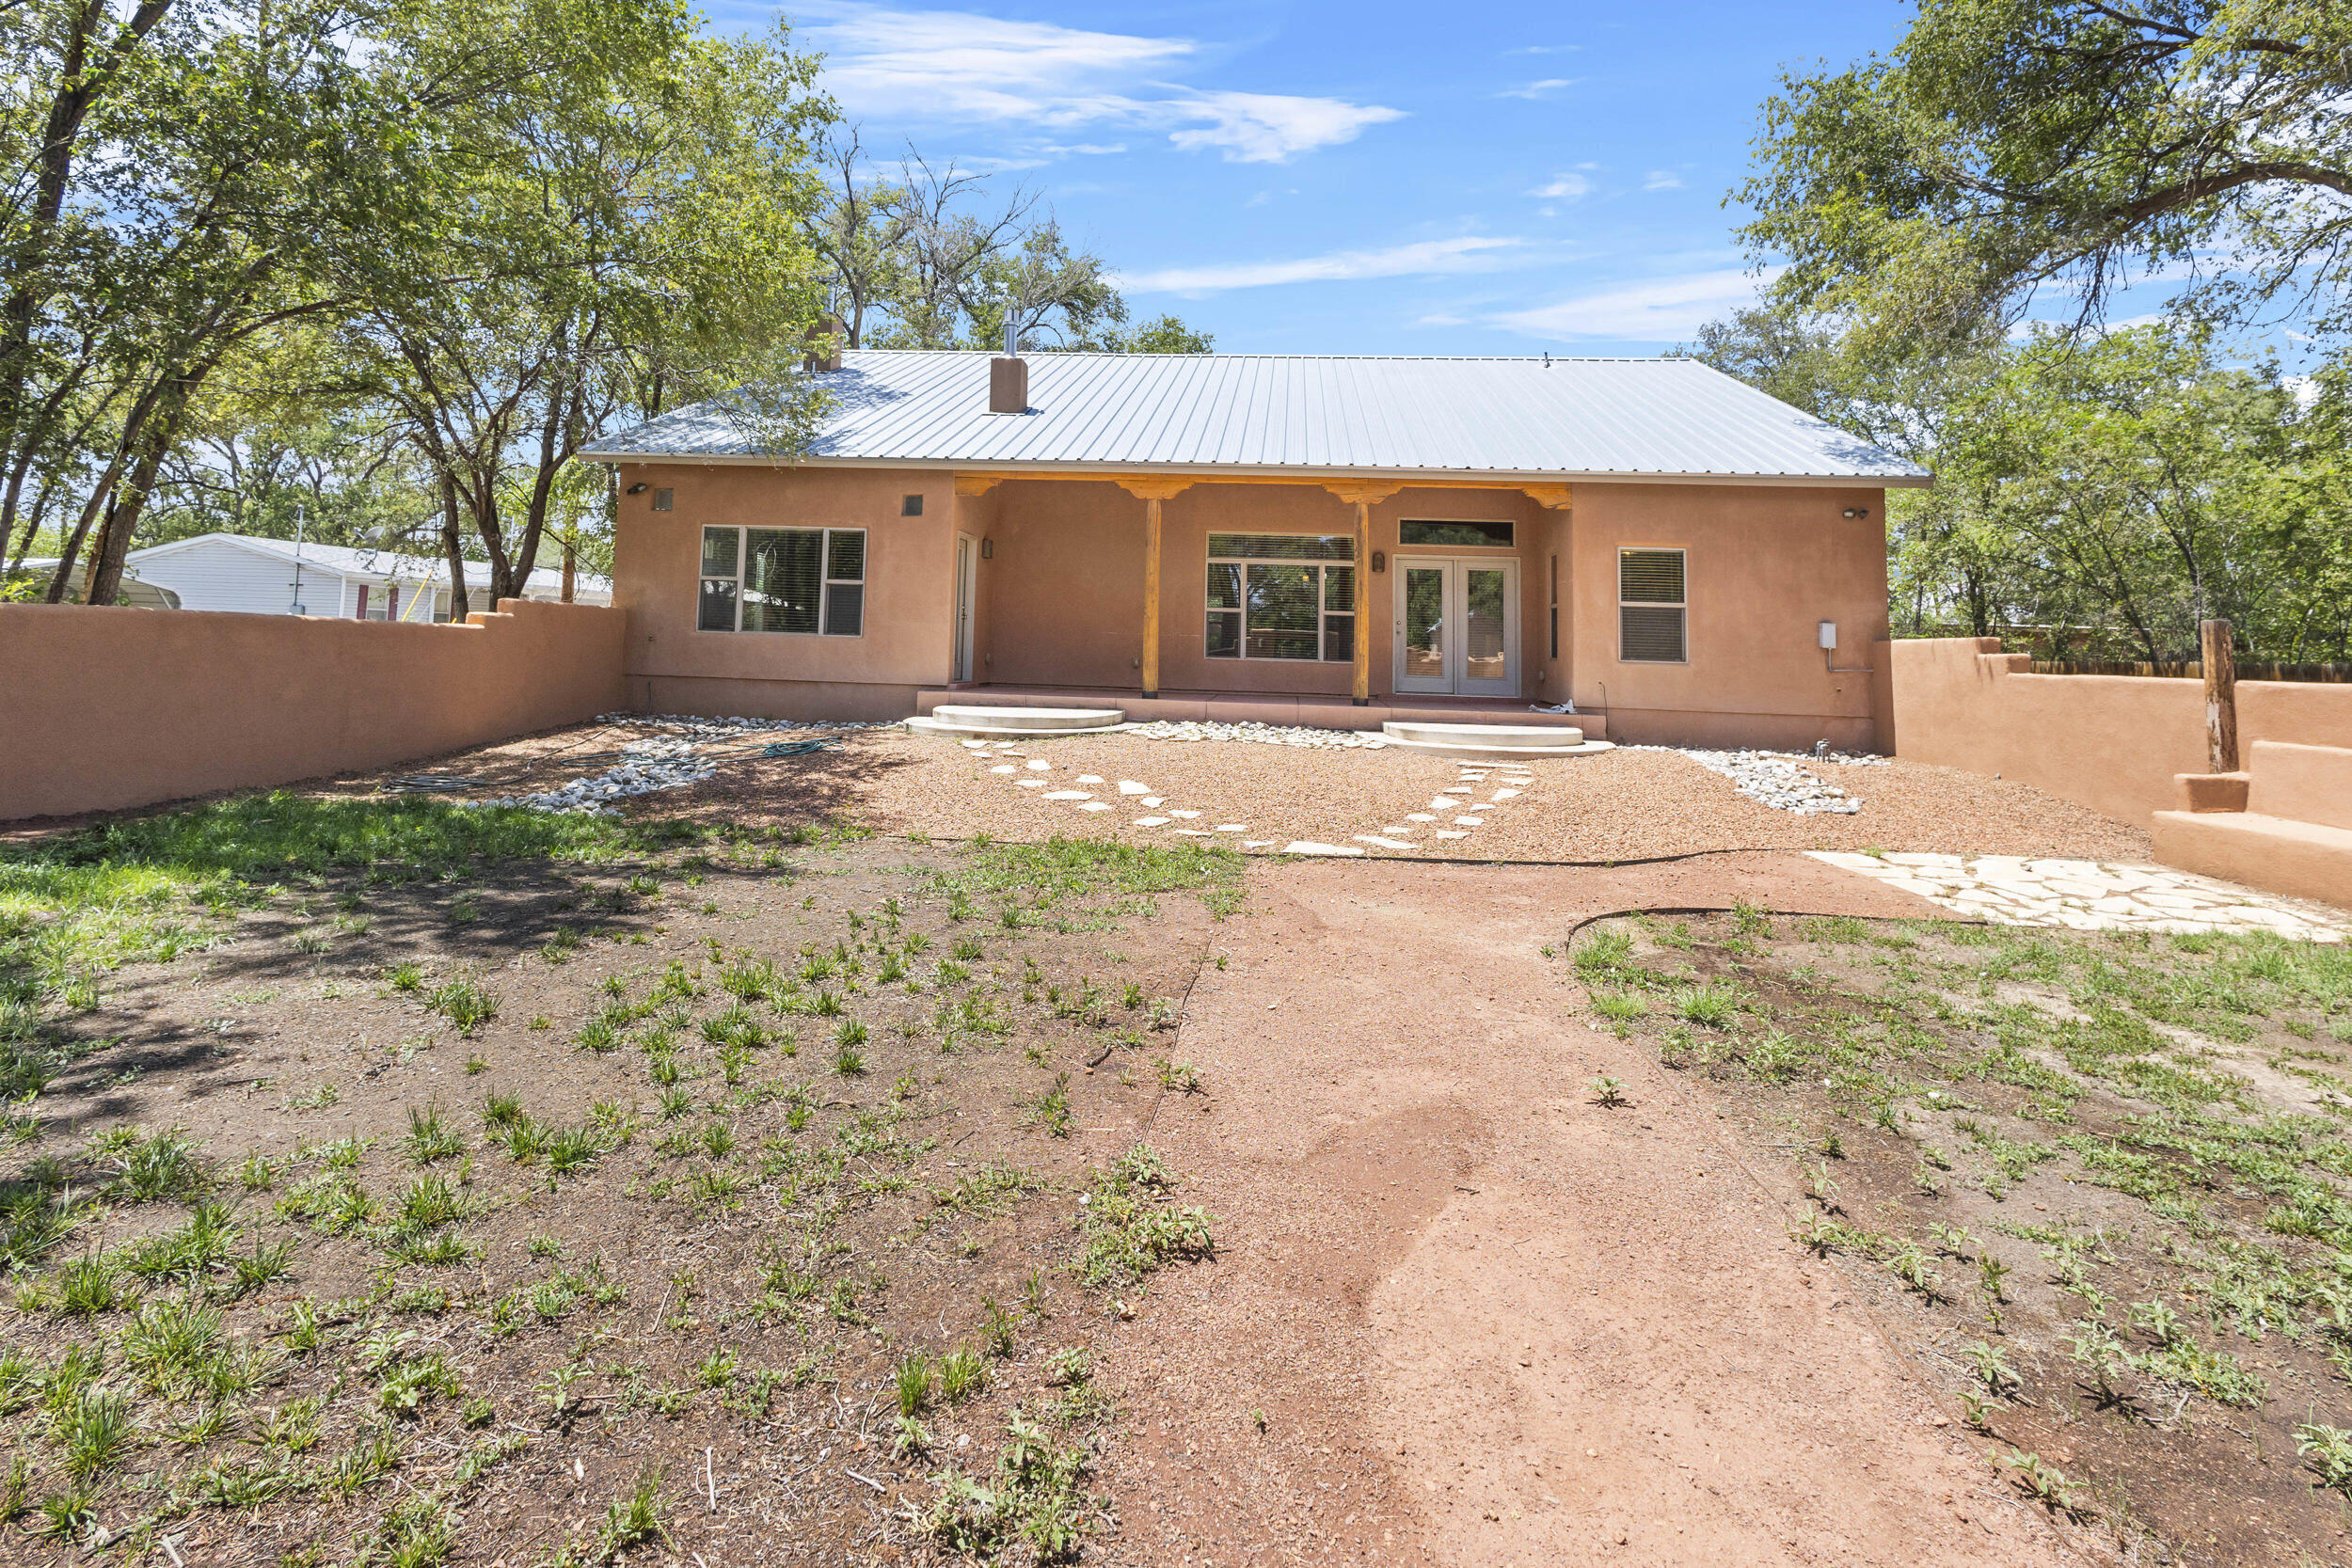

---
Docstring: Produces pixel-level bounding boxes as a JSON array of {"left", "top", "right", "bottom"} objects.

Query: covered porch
[{"left": 947, "top": 471, "right": 1576, "bottom": 711}]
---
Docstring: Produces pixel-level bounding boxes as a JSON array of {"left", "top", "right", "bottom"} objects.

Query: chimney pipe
[
  {"left": 990, "top": 307, "right": 1026, "bottom": 413},
  {"left": 803, "top": 314, "right": 843, "bottom": 374}
]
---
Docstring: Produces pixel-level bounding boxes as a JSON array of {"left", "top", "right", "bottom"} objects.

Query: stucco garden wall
[
  {"left": 1883, "top": 637, "right": 2352, "bottom": 824},
  {"left": 0, "top": 598, "right": 627, "bottom": 822}
]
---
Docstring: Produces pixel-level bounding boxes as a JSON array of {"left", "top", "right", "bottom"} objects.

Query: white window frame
[
  {"left": 1204, "top": 532, "right": 1356, "bottom": 664},
  {"left": 697, "top": 525, "right": 866, "bottom": 637},
  {"left": 1616, "top": 546, "right": 1688, "bottom": 665}
]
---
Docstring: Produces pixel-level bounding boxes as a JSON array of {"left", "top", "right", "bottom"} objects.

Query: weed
[
  {"left": 896, "top": 1353, "right": 935, "bottom": 1416},
  {"left": 1587, "top": 1075, "right": 1629, "bottom": 1108},
  {"left": 599, "top": 1466, "right": 670, "bottom": 1557},
  {"left": 1074, "top": 1145, "right": 1213, "bottom": 1286},
  {"left": 404, "top": 1105, "right": 464, "bottom": 1164}
]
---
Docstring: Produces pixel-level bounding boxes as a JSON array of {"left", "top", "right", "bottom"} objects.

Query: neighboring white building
[{"left": 119, "top": 533, "right": 612, "bottom": 619}]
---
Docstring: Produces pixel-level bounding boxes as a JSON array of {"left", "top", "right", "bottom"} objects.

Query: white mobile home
[{"left": 119, "top": 533, "right": 611, "bottom": 619}]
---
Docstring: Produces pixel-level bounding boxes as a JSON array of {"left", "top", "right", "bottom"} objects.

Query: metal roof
[{"left": 582, "top": 350, "right": 1928, "bottom": 485}]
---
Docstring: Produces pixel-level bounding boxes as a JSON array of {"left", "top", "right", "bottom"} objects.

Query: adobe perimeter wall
[
  {"left": 1883, "top": 637, "right": 2352, "bottom": 825},
  {"left": 0, "top": 599, "right": 628, "bottom": 822}
]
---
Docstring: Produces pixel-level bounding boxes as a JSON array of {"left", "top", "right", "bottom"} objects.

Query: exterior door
[
  {"left": 1391, "top": 558, "right": 1518, "bottom": 697},
  {"left": 953, "top": 533, "right": 977, "bottom": 682}
]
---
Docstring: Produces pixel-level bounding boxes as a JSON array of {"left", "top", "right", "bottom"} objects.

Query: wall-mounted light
[
  {"left": 1841, "top": 506, "right": 1868, "bottom": 519},
  {"left": 980, "top": 538, "right": 993, "bottom": 560},
  {"left": 626, "top": 483, "right": 648, "bottom": 495},
  {"left": 1371, "top": 549, "right": 1386, "bottom": 573}
]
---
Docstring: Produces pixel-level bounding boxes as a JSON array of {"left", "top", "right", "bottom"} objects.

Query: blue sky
[{"left": 709, "top": 1, "right": 1923, "bottom": 356}]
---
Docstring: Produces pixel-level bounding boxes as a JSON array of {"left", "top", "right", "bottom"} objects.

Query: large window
[
  {"left": 699, "top": 526, "right": 866, "bottom": 636},
  {"left": 1618, "top": 547, "right": 1686, "bottom": 663},
  {"left": 1205, "top": 532, "right": 1354, "bottom": 662}
]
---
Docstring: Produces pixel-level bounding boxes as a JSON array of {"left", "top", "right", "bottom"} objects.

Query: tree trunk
[{"left": 440, "top": 474, "right": 469, "bottom": 622}]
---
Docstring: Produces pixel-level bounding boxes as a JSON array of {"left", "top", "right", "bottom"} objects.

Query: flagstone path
[{"left": 1810, "top": 850, "right": 2345, "bottom": 942}]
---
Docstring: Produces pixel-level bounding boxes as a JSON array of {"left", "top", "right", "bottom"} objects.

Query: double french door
[{"left": 1393, "top": 558, "right": 1518, "bottom": 696}]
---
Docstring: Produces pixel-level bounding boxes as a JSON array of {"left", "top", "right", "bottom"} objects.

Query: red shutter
[{"left": 355, "top": 585, "right": 368, "bottom": 619}]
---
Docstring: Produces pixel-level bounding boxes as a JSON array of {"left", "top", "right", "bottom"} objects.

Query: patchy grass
[
  {"left": 0, "top": 800, "right": 1229, "bottom": 1564},
  {"left": 1565, "top": 910, "right": 2352, "bottom": 1566}
]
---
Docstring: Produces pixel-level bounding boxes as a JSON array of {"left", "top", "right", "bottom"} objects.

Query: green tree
[{"left": 1738, "top": 2, "right": 2352, "bottom": 356}]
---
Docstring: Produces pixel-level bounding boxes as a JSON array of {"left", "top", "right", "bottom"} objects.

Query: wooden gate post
[{"left": 2201, "top": 618, "right": 2238, "bottom": 773}]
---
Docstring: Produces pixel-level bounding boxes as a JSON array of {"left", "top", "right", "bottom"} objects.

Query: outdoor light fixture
[
  {"left": 1841, "top": 506, "right": 1867, "bottom": 518},
  {"left": 626, "top": 483, "right": 647, "bottom": 495},
  {"left": 980, "top": 539, "right": 993, "bottom": 559},
  {"left": 1371, "top": 549, "right": 1386, "bottom": 573}
]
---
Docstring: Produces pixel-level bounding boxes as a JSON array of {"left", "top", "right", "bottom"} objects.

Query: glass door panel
[
  {"left": 1397, "top": 565, "right": 1450, "bottom": 692},
  {"left": 1459, "top": 566, "right": 1514, "bottom": 695}
]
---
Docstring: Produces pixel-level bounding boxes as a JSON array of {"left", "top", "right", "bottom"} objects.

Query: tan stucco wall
[
  {"left": 0, "top": 598, "right": 627, "bottom": 822},
  {"left": 1885, "top": 637, "right": 2352, "bottom": 825},
  {"left": 1566, "top": 483, "right": 1889, "bottom": 751},
  {"left": 607, "top": 465, "right": 1894, "bottom": 747},
  {"left": 611, "top": 463, "right": 954, "bottom": 718}
]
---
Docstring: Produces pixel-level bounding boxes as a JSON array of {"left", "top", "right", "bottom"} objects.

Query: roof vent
[{"left": 990, "top": 315, "right": 1027, "bottom": 415}]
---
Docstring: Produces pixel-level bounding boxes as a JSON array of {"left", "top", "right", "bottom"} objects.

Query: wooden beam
[
  {"left": 1112, "top": 476, "right": 1194, "bottom": 501},
  {"left": 1520, "top": 483, "right": 1574, "bottom": 510},
  {"left": 952, "top": 474, "right": 1001, "bottom": 498},
  {"left": 1142, "top": 496, "right": 1164, "bottom": 698}
]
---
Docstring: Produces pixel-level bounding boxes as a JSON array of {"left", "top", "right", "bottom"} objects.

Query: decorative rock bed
[
  {"left": 1625, "top": 745, "right": 1889, "bottom": 816},
  {"left": 1128, "top": 720, "right": 1390, "bottom": 749}
]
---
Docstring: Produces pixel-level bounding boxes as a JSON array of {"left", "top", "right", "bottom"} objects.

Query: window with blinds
[
  {"left": 1617, "top": 547, "right": 1686, "bottom": 663},
  {"left": 1205, "top": 533, "right": 1355, "bottom": 661},
  {"left": 698, "top": 525, "right": 866, "bottom": 636}
]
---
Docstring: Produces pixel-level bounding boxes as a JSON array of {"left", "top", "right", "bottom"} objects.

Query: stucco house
[
  {"left": 117, "top": 532, "right": 611, "bottom": 620},
  {"left": 584, "top": 348, "right": 1927, "bottom": 750}
]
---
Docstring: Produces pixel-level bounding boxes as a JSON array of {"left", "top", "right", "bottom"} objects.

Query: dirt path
[{"left": 1089, "top": 853, "right": 2099, "bottom": 1566}]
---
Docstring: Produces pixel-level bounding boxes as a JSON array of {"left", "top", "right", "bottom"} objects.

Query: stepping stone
[
  {"left": 1244, "top": 840, "right": 1276, "bottom": 848},
  {"left": 1025, "top": 759, "right": 1052, "bottom": 771},
  {"left": 1439, "top": 785, "right": 1471, "bottom": 795},
  {"left": 1491, "top": 788, "right": 1521, "bottom": 800},
  {"left": 1076, "top": 801, "right": 1111, "bottom": 813},
  {"left": 1355, "top": 835, "right": 1418, "bottom": 850},
  {"left": 1214, "top": 823, "right": 1247, "bottom": 832},
  {"left": 989, "top": 765, "right": 1016, "bottom": 774},
  {"left": 1429, "top": 798, "right": 1458, "bottom": 811},
  {"left": 1017, "top": 779, "right": 1045, "bottom": 788},
  {"left": 1077, "top": 774, "right": 1104, "bottom": 784},
  {"left": 1043, "top": 790, "right": 1092, "bottom": 800},
  {"left": 1433, "top": 829, "right": 1469, "bottom": 840},
  {"left": 1169, "top": 809, "right": 1201, "bottom": 819},
  {"left": 1173, "top": 828, "right": 1211, "bottom": 836},
  {"left": 1381, "top": 825, "right": 1416, "bottom": 835},
  {"left": 1283, "top": 841, "right": 1364, "bottom": 857},
  {"left": 1453, "top": 816, "right": 1485, "bottom": 827},
  {"left": 1133, "top": 816, "right": 1170, "bottom": 827},
  {"left": 1407, "top": 812, "right": 1438, "bottom": 822},
  {"left": 1117, "top": 781, "right": 1151, "bottom": 795},
  {"left": 1140, "top": 796, "right": 1165, "bottom": 806},
  {"left": 961, "top": 739, "right": 988, "bottom": 749}
]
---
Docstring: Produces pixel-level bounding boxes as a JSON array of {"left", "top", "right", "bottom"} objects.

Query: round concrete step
[
  {"left": 1379, "top": 736, "right": 1616, "bottom": 760},
  {"left": 906, "top": 705, "right": 1128, "bottom": 738},
  {"left": 1382, "top": 721, "right": 1590, "bottom": 747}
]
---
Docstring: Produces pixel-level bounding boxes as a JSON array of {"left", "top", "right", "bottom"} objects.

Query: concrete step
[
  {"left": 906, "top": 705, "right": 1127, "bottom": 738},
  {"left": 2153, "top": 809, "right": 2352, "bottom": 911},
  {"left": 1378, "top": 721, "right": 1615, "bottom": 760}
]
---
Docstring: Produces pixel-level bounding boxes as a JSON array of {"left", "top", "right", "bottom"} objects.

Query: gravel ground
[
  {"left": 402, "top": 723, "right": 2142, "bottom": 863},
  {"left": 293, "top": 719, "right": 2153, "bottom": 863}
]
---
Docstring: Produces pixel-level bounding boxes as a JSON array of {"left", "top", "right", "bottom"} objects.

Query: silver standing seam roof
[{"left": 580, "top": 350, "right": 1929, "bottom": 485}]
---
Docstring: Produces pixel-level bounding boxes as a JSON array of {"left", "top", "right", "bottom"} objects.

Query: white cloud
[
  {"left": 1530, "top": 169, "right": 1595, "bottom": 199},
  {"left": 1495, "top": 266, "right": 1783, "bottom": 341},
  {"left": 1121, "top": 236, "right": 1527, "bottom": 294},
  {"left": 1642, "top": 170, "right": 1683, "bottom": 191},
  {"left": 800, "top": 4, "right": 1402, "bottom": 163},
  {"left": 1496, "top": 77, "right": 1578, "bottom": 100},
  {"left": 1504, "top": 44, "right": 1580, "bottom": 55},
  {"left": 1168, "top": 91, "right": 1405, "bottom": 164}
]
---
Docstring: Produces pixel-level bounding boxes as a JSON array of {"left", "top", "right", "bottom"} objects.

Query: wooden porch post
[
  {"left": 1325, "top": 483, "right": 1402, "bottom": 705},
  {"left": 1115, "top": 478, "right": 1192, "bottom": 699}
]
